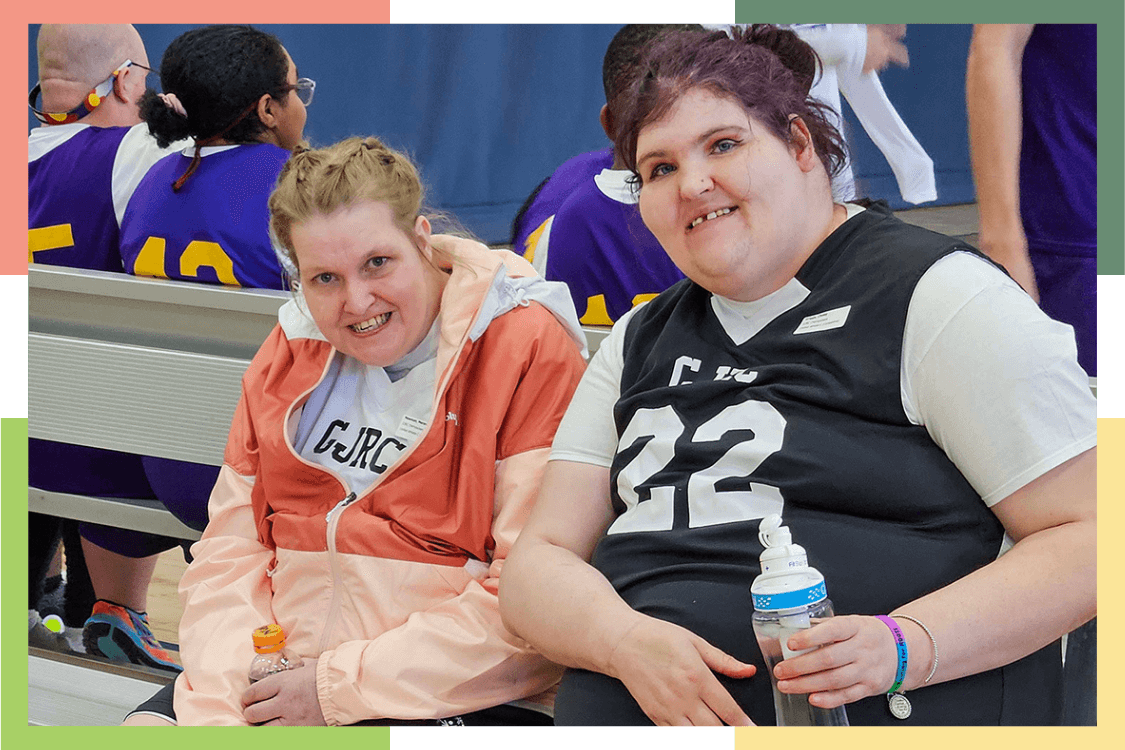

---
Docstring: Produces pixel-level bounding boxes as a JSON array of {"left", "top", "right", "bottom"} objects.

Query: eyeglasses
[
  {"left": 284, "top": 78, "right": 316, "bottom": 107},
  {"left": 29, "top": 59, "right": 154, "bottom": 125}
]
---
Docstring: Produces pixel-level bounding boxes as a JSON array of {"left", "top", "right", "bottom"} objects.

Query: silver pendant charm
[{"left": 888, "top": 692, "right": 912, "bottom": 720}]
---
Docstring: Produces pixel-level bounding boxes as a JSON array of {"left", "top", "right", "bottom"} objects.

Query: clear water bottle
[
  {"left": 750, "top": 514, "right": 848, "bottom": 726},
  {"left": 249, "top": 624, "right": 303, "bottom": 683}
]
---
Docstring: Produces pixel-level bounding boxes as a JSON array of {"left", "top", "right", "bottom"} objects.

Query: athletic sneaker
[{"left": 82, "top": 600, "right": 182, "bottom": 672}]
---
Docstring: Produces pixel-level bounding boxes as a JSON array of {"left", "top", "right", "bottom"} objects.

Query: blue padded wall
[{"left": 29, "top": 24, "right": 974, "bottom": 244}]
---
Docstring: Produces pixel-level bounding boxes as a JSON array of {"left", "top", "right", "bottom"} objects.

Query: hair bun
[{"left": 740, "top": 24, "right": 818, "bottom": 97}]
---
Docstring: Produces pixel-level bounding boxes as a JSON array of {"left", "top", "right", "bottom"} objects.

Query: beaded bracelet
[{"left": 875, "top": 615, "right": 911, "bottom": 719}]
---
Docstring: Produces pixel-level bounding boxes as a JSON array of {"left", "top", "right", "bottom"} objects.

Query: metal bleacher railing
[
  {"left": 29, "top": 263, "right": 291, "bottom": 541},
  {"left": 28, "top": 263, "right": 610, "bottom": 541},
  {"left": 28, "top": 264, "right": 292, "bottom": 724}
]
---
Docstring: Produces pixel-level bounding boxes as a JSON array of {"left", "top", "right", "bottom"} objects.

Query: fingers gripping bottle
[
  {"left": 249, "top": 624, "right": 303, "bottom": 683},
  {"left": 751, "top": 514, "right": 848, "bottom": 726}
]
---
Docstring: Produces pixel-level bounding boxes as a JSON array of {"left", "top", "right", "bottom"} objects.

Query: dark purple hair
[{"left": 615, "top": 26, "right": 848, "bottom": 181}]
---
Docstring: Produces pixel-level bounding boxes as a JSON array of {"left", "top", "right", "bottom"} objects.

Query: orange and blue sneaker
[{"left": 82, "top": 600, "right": 181, "bottom": 672}]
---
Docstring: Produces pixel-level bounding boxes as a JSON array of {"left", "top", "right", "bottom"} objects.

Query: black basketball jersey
[{"left": 554, "top": 203, "right": 1062, "bottom": 726}]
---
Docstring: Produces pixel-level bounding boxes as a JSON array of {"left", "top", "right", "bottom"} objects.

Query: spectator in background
[
  {"left": 966, "top": 24, "right": 1096, "bottom": 378},
  {"left": 514, "top": 24, "right": 702, "bottom": 326},
  {"left": 784, "top": 24, "right": 935, "bottom": 205},
  {"left": 119, "top": 24, "right": 311, "bottom": 289},
  {"left": 28, "top": 23, "right": 189, "bottom": 669},
  {"left": 967, "top": 24, "right": 1097, "bottom": 726}
]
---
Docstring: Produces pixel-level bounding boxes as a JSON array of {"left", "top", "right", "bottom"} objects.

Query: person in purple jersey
[
  {"left": 515, "top": 25, "right": 702, "bottom": 325},
  {"left": 967, "top": 24, "right": 1096, "bottom": 378},
  {"left": 510, "top": 148, "right": 612, "bottom": 261},
  {"left": 119, "top": 25, "right": 311, "bottom": 290},
  {"left": 28, "top": 24, "right": 194, "bottom": 669},
  {"left": 29, "top": 25, "right": 183, "bottom": 271},
  {"left": 968, "top": 24, "right": 1097, "bottom": 726}
]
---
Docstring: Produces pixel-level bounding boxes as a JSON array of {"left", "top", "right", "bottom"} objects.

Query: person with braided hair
[
  {"left": 125, "top": 136, "right": 588, "bottom": 726},
  {"left": 119, "top": 24, "right": 310, "bottom": 290},
  {"left": 499, "top": 26, "right": 1094, "bottom": 725}
]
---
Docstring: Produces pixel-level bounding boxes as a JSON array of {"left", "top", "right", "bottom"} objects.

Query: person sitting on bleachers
[
  {"left": 119, "top": 24, "right": 311, "bottom": 289},
  {"left": 124, "top": 136, "right": 587, "bottom": 725},
  {"left": 28, "top": 23, "right": 190, "bottom": 669}
]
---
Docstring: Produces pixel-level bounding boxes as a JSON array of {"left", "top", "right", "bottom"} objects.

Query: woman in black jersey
[{"left": 500, "top": 26, "right": 1095, "bottom": 726}]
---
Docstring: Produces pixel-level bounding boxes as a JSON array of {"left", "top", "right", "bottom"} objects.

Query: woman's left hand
[
  {"left": 241, "top": 661, "right": 327, "bottom": 726},
  {"left": 771, "top": 615, "right": 900, "bottom": 709}
]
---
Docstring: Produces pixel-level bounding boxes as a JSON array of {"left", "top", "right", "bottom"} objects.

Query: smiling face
[
  {"left": 636, "top": 86, "right": 834, "bottom": 302},
  {"left": 291, "top": 200, "right": 448, "bottom": 367}
]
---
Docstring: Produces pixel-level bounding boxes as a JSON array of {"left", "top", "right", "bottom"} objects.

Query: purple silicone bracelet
[{"left": 875, "top": 615, "right": 908, "bottom": 694}]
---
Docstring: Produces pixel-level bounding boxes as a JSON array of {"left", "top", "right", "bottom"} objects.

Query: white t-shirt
[{"left": 293, "top": 322, "right": 439, "bottom": 495}]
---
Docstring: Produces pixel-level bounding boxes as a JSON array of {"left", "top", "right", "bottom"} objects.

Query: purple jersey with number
[
  {"left": 1020, "top": 24, "right": 1096, "bottom": 375},
  {"left": 29, "top": 126, "right": 131, "bottom": 271},
  {"left": 120, "top": 143, "right": 289, "bottom": 289}
]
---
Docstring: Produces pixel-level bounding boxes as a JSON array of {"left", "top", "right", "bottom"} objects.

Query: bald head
[{"left": 35, "top": 25, "right": 148, "bottom": 121}]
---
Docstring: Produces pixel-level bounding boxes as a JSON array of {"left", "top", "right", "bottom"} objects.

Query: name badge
[
  {"left": 397, "top": 414, "right": 429, "bottom": 441},
  {"left": 794, "top": 305, "right": 851, "bottom": 335}
]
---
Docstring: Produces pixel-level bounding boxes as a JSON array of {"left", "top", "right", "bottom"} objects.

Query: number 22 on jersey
[{"left": 609, "top": 399, "right": 786, "bottom": 535}]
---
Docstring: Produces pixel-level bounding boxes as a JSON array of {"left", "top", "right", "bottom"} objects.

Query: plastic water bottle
[
  {"left": 249, "top": 624, "right": 303, "bottom": 683},
  {"left": 750, "top": 514, "right": 849, "bottom": 726}
]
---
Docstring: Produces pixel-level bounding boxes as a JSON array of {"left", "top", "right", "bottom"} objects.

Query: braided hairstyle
[
  {"left": 614, "top": 25, "right": 848, "bottom": 182},
  {"left": 270, "top": 137, "right": 450, "bottom": 276}
]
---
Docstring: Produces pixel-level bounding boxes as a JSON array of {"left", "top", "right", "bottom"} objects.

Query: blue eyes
[
  {"left": 644, "top": 138, "right": 741, "bottom": 183},
  {"left": 308, "top": 256, "right": 388, "bottom": 286}
]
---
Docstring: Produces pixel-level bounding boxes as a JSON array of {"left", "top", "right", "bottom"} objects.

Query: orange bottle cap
[{"left": 252, "top": 624, "right": 287, "bottom": 653}]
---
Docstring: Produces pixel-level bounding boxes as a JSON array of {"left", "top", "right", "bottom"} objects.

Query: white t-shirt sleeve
[
  {"left": 548, "top": 305, "right": 640, "bottom": 466},
  {"left": 111, "top": 124, "right": 189, "bottom": 227},
  {"left": 901, "top": 251, "right": 1097, "bottom": 506}
]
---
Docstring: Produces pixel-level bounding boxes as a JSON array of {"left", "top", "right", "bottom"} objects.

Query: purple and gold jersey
[
  {"left": 120, "top": 144, "right": 289, "bottom": 290},
  {"left": 513, "top": 148, "right": 613, "bottom": 262},
  {"left": 544, "top": 167, "right": 684, "bottom": 325},
  {"left": 29, "top": 126, "right": 131, "bottom": 270}
]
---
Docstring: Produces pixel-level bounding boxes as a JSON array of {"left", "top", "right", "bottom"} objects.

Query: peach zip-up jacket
[{"left": 173, "top": 239, "right": 587, "bottom": 725}]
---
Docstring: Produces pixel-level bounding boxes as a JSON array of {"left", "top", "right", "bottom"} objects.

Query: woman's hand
[
  {"left": 772, "top": 615, "right": 899, "bottom": 708},
  {"left": 605, "top": 615, "right": 757, "bottom": 726},
  {"left": 241, "top": 661, "right": 327, "bottom": 726}
]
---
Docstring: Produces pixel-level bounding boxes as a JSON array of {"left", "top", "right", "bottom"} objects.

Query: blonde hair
[{"left": 270, "top": 136, "right": 454, "bottom": 274}]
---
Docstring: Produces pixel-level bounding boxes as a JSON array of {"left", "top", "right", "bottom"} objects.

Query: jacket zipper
[{"left": 318, "top": 491, "right": 358, "bottom": 653}]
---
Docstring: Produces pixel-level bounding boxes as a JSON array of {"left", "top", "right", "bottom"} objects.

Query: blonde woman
[{"left": 127, "top": 137, "right": 586, "bottom": 725}]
